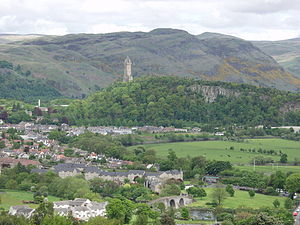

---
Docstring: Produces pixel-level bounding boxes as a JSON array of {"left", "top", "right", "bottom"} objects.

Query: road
[{"left": 296, "top": 213, "right": 300, "bottom": 225}]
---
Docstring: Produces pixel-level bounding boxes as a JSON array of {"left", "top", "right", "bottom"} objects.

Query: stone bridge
[{"left": 148, "top": 195, "right": 195, "bottom": 209}]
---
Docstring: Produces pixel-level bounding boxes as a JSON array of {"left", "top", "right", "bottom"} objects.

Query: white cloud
[{"left": 0, "top": 0, "right": 299, "bottom": 40}]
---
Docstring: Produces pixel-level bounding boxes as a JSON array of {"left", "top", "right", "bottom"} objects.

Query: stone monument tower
[{"left": 123, "top": 56, "right": 133, "bottom": 82}]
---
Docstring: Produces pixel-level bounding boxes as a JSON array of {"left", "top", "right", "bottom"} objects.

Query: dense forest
[
  {"left": 61, "top": 76, "right": 300, "bottom": 127},
  {"left": 0, "top": 61, "right": 61, "bottom": 103}
]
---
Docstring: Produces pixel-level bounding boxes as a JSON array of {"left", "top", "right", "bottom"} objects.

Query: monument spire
[{"left": 123, "top": 56, "right": 133, "bottom": 82}]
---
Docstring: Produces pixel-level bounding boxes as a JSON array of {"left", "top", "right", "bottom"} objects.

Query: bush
[{"left": 264, "top": 187, "right": 278, "bottom": 196}]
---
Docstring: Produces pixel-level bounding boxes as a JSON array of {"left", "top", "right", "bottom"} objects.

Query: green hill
[
  {"left": 253, "top": 38, "right": 300, "bottom": 80},
  {"left": 1, "top": 29, "right": 299, "bottom": 98},
  {"left": 61, "top": 76, "right": 300, "bottom": 127},
  {"left": 0, "top": 60, "right": 61, "bottom": 103}
]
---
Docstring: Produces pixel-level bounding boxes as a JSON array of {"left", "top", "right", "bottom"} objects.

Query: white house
[
  {"left": 9, "top": 205, "right": 35, "bottom": 218},
  {"left": 53, "top": 198, "right": 108, "bottom": 221}
]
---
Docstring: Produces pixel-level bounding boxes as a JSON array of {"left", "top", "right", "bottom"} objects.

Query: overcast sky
[{"left": 0, "top": 0, "right": 300, "bottom": 41}]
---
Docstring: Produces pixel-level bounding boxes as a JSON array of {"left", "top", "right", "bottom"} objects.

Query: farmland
[{"left": 130, "top": 138, "right": 300, "bottom": 166}]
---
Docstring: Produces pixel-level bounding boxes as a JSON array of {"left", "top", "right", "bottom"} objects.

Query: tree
[
  {"left": 280, "top": 154, "right": 287, "bottom": 163},
  {"left": 285, "top": 173, "right": 300, "bottom": 198},
  {"left": 187, "top": 187, "right": 206, "bottom": 198},
  {"left": 41, "top": 215, "right": 72, "bottom": 225},
  {"left": 160, "top": 211, "right": 175, "bottom": 225},
  {"left": 273, "top": 199, "right": 280, "bottom": 208},
  {"left": 85, "top": 216, "right": 120, "bottom": 225},
  {"left": 161, "top": 184, "right": 181, "bottom": 196},
  {"left": 225, "top": 184, "right": 235, "bottom": 197},
  {"left": 250, "top": 212, "right": 284, "bottom": 225},
  {"left": 106, "top": 198, "right": 134, "bottom": 224},
  {"left": 284, "top": 198, "right": 293, "bottom": 209},
  {"left": 0, "top": 141, "right": 5, "bottom": 149},
  {"left": 106, "top": 199, "right": 126, "bottom": 222},
  {"left": 248, "top": 190, "right": 255, "bottom": 198},
  {"left": 181, "top": 207, "right": 190, "bottom": 220},
  {"left": 205, "top": 161, "right": 232, "bottom": 175},
  {"left": 212, "top": 184, "right": 227, "bottom": 205},
  {"left": 31, "top": 202, "right": 54, "bottom": 225},
  {"left": 133, "top": 214, "right": 148, "bottom": 225}
]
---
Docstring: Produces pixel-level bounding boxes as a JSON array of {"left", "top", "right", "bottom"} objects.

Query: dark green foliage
[
  {"left": 284, "top": 198, "right": 294, "bottom": 209},
  {"left": 106, "top": 198, "right": 134, "bottom": 224},
  {"left": 264, "top": 187, "right": 278, "bottom": 196},
  {"left": 225, "top": 184, "right": 235, "bottom": 197},
  {"left": 61, "top": 76, "right": 300, "bottom": 127},
  {"left": 285, "top": 173, "right": 300, "bottom": 197},
  {"left": 205, "top": 161, "right": 232, "bottom": 175},
  {"left": 160, "top": 209, "right": 175, "bottom": 225},
  {"left": 273, "top": 199, "right": 280, "bottom": 208},
  {"left": 248, "top": 190, "right": 255, "bottom": 198},
  {"left": 161, "top": 184, "right": 181, "bottom": 196},
  {"left": 181, "top": 208, "right": 190, "bottom": 220},
  {"left": 0, "top": 61, "right": 61, "bottom": 103},
  {"left": 280, "top": 154, "right": 288, "bottom": 163},
  {"left": 187, "top": 187, "right": 207, "bottom": 198},
  {"left": 69, "top": 132, "right": 128, "bottom": 159},
  {"left": 221, "top": 169, "right": 267, "bottom": 188}
]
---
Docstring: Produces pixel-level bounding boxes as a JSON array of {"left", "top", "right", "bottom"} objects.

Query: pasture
[
  {"left": 131, "top": 138, "right": 300, "bottom": 165},
  {"left": 0, "top": 190, "right": 61, "bottom": 210},
  {"left": 188, "top": 187, "right": 286, "bottom": 209}
]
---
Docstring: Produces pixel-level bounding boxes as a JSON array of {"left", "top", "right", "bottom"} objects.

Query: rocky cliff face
[{"left": 188, "top": 84, "right": 240, "bottom": 103}]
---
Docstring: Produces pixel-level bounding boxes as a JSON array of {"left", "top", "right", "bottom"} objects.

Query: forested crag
[{"left": 61, "top": 76, "right": 300, "bottom": 127}]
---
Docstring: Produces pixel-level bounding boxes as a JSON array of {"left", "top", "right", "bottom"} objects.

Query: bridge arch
[
  {"left": 179, "top": 198, "right": 184, "bottom": 206},
  {"left": 170, "top": 199, "right": 175, "bottom": 208}
]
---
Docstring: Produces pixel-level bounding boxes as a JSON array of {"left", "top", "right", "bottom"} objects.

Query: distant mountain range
[{"left": 0, "top": 29, "right": 300, "bottom": 97}]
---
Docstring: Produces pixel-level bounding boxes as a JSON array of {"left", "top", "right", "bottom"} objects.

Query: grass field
[
  {"left": 188, "top": 188, "right": 286, "bottom": 209},
  {"left": 131, "top": 139, "right": 300, "bottom": 165},
  {"left": 235, "top": 165, "right": 300, "bottom": 173},
  {"left": 0, "top": 190, "right": 61, "bottom": 210}
]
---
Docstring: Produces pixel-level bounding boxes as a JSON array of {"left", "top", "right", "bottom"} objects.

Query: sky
[{"left": 0, "top": 0, "right": 300, "bottom": 41}]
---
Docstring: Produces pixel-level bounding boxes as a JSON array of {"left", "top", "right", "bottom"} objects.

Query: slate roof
[
  {"left": 129, "top": 170, "right": 145, "bottom": 175},
  {"left": 85, "top": 166, "right": 102, "bottom": 173}
]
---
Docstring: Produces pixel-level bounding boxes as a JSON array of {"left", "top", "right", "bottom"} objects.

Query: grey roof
[
  {"left": 11, "top": 205, "right": 35, "bottom": 215},
  {"left": 54, "top": 163, "right": 87, "bottom": 169},
  {"left": 89, "top": 202, "right": 107, "bottom": 210},
  {"left": 145, "top": 172, "right": 161, "bottom": 177},
  {"left": 129, "top": 170, "right": 145, "bottom": 175},
  {"left": 55, "top": 167, "right": 79, "bottom": 172},
  {"left": 54, "top": 200, "right": 72, "bottom": 206},
  {"left": 54, "top": 208, "right": 69, "bottom": 215},
  {"left": 85, "top": 167, "right": 102, "bottom": 173},
  {"left": 163, "top": 170, "right": 181, "bottom": 175}
]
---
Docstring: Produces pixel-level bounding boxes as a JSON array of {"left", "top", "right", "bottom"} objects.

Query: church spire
[{"left": 123, "top": 56, "right": 133, "bottom": 82}]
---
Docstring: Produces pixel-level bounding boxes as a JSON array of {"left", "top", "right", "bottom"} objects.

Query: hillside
[
  {"left": 253, "top": 38, "right": 300, "bottom": 80},
  {"left": 61, "top": 76, "right": 300, "bottom": 127},
  {"left": 0, "top": 60, "right": 61, "bottom": 103},
  {"left": 0, "top": 28, "right": 299, "bottom": 98}
]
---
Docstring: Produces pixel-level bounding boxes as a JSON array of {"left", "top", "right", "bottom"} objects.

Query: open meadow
[
  {"left": 131, "top": 138, "right": 300, "bottom": 165},
  {"left": 0, "top": 190, "right": 61, "bottom": 210},
  {"left": 188, "top": 187, "right": 286, "bottom": 209}
]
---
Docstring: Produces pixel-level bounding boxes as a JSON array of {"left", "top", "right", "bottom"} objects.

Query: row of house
[
  {"left": 32, "top": 163, "right": 183, "bottom": 193},
  {"left": 54, "top": 198, "right": 108, "bottom": 221},
  {"left": 9, "top": 198, "right": 107, "bottom": 221}
]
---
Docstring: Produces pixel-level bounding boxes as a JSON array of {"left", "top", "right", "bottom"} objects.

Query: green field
[
  {"left": 188, "top": 188, "right": 286, "bottom": 209},
  {"left": 131, "top": 139, "right": 300, "bottom": 165},
  {"left": 235, "top": 165, "right": 300, "bottom": 173},
  {"left": 0, "top": 190, "right": 61, "bottom": 210}
]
